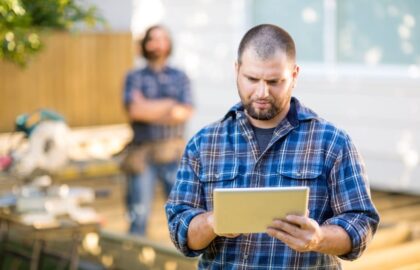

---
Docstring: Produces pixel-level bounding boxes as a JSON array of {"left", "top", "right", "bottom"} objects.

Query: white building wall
[
  {"left": 159, "top": 0, "right": 249, "bottom": 135},
  {"left": 296, "top": 72, "right": 420, "bottom": 194}
]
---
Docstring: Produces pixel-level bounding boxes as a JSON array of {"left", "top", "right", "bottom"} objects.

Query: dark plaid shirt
[
  {"left": 166, "top": 97, "right": 379, "bottom": 269},
  {"left": 123, "top": 65, "right": 192, "bottom": 144}
]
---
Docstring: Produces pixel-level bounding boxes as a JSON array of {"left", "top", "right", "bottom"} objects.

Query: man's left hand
[{"left": 267, "top": 215, "right": 323, "bottom": 253}]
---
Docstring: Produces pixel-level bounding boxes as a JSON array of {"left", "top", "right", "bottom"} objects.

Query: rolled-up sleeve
[
  {"left": 324, "top": 135, "right": 380, "bottom": 260},
  {"left": 165, "top": 136, "right": 206, "bottom": 257}
]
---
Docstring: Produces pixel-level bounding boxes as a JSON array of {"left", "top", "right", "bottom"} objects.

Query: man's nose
[{"left": 256, "top": 81, "right": 269, "bottom": 98}]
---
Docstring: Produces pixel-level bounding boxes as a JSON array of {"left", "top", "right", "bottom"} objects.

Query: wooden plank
[
  {"left": 371, "top": 190, "right": 394, "bottom": 199},
  {"left": 342, "top": 240, "right": 420, "bottom": 270},
  {"left": 393, "top": 263, "right": 420, "bottom": 270},
  {"left": 99, "top": 230, "right": 198, "bottom": 270},
  {"left": 373, "top": 194, "right": 420, "bottom": 211},
  {"left": 380, "top": 204, "right": 420, "bottom": 224},
  {"left": 365, "top": 223, "right": 411, "bottom": 253},
  {"left": 410, "top": 221, "right": 420, "bottom": 240}
]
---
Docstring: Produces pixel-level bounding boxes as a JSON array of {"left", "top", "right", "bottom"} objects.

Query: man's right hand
[
  {"left": 206, "top": 212, "right": 241, "bottom": 238},
  {"left": 187, "top": 211, "right": 241, "bottom": 251}
]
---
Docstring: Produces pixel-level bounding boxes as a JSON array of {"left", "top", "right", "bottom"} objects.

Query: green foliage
[{"left": 0, "top": 0, "right": 104, "bottom": 67}]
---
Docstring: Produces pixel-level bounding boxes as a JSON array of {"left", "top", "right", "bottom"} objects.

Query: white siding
[
  {"left": 296, "top": 73, "right": 420, "bottom": 194},
  {"left": 159, "top": 0, "right": 249, "bottom": 135}
]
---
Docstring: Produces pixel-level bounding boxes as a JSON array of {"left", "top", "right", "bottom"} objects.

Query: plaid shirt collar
[{"left": 143, "top": 64, "right": 170, "bottom": 74}]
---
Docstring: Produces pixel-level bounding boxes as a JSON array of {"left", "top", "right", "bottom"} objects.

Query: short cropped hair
[
  {"left": 140, "top": 25, "right": 172, "bottom": 60},
  {"left": 237, "top": 24, "right": 296, "bottom": 64}
]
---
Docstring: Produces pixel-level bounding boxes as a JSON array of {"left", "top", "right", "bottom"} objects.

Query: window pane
[
  {"left": 338, "top": 0, "right": 420, "bottom": 65},
  {"left": 252, "top": 0, "right": 324, "bottom": 62}
]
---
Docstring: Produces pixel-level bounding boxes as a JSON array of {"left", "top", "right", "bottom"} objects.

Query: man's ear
[
  {"left": 291, "top": 64, "right": 300, "bottom": 89},
  {"left": 293, "top": 64, "right": 300, "bottom": 79}
]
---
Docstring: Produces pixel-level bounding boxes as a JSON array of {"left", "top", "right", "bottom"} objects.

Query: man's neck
[{"left": 148, "top": 58, "right": 167, "bottom": 72}]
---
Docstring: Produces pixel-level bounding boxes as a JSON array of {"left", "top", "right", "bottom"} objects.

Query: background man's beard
[
  {"left": 147, "top": 52, "right": 160, "bottom": 61},
  {"left": 244, "top": 101, "right": 280, "bottom": 120},
  {"left": 146, "top": 50, "right": 168, "bottom": 61}
]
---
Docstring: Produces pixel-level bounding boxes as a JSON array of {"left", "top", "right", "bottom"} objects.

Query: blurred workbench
[{"left": 0, "top": 210, "right": 99, "bottom": 270}]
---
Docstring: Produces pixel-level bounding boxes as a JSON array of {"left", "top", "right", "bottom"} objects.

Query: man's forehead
[
  {"left": 240, "top": 50, "right": 293, "bottom": 70},
  {"left": 240, "top": 48, "right": 293, "bottom": 67},
  {"left": 244, "top": 46, "right": 287, "bottom": 59},
  {"left": 150, "top": 28, "right": 168, "bottom": 37}
]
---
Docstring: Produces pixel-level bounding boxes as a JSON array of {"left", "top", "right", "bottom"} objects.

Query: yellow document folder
[{"left": 213, "top": 186, "right": 309, "bottom": 234}]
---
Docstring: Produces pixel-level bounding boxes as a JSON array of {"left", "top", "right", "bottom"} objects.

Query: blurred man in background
[
  {"left": 166, "top": 24, "right": 379, "bottom": 269},
  {"left": 122, "top": 25, "right": 193, "bottom": 235}
]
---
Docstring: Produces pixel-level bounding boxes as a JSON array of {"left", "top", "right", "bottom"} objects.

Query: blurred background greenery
[{"left": 0, "top": 0, "right": 103, "bottom": 66}]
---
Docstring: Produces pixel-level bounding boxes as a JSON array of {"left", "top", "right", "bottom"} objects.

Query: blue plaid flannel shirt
[
  {"left": 123, "top": 65, "right": 192, "bottom": 144},
  {"left": 165, "top": 97, "right": 380, "bottom": 269}
]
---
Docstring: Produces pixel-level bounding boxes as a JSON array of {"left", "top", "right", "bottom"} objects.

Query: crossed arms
[{"left": 127, "top": 90, "right": 193, "bottom": 125}]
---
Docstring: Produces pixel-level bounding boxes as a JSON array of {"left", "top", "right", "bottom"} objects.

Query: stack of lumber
[{"left": 342, "top": 191, "right": 420, "bottom": 269}]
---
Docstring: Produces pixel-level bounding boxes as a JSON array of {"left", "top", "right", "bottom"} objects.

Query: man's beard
[
  {"left": 146, "top": 50, "right": 168, "bottom": 61},
  {"left": 147, "top": 52, "right": 160, "bottom": 61},
  {"left": 243, "top": 99, "right": 280, "bottom": 120}
]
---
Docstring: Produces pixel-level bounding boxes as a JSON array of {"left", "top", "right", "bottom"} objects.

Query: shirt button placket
[{"left": 243, "top": 253, "right": 249, "bottom": 268}]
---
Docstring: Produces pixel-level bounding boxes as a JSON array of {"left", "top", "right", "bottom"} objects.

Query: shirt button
[
  {"left": 247, "top": 134, "right": 252, "bottom": 140},
  {"left": 244, "top": 254, "right": 249, "bottom": 260},
  {"left": 215, "top": 173, "right": 220, "bottom": 179},
  {"left": 296, "top": 171, "right": 302, "bottom": 177}
]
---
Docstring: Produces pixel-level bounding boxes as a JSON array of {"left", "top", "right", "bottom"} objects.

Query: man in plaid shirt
[
  {"left": 123, "top": 25, "right": 193, "bottom": 236},
  {"left": 165, "top": 24, "right": 379, "bottom": 269}
]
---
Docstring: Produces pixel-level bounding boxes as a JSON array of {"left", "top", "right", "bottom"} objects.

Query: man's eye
[
  {"left": 247, "top": 77, "right": 258, "bottom": 82},
  {"left": 268, "top": 80, "right": 278, "bottom": 85}
]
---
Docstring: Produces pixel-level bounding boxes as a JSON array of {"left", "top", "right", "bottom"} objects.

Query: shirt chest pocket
[
  {"left": 276, "top": 150, "right": 325, "bottom": 188},
  {"left": 277, "top": 164, "right": 323, "bottom": 184},
  {"left": 199, "top": 164, "right": 239, "bottom": 187},
  {"left": 198, "top": 157, "right": 239, "bottom": 210},
  {"left": 277, "top": 160, "right": 328, "bottom": 218}
]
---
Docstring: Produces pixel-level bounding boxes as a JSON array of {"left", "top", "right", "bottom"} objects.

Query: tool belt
[{"left": 119, "top": 138, "right": 185, "bottom": 174}]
